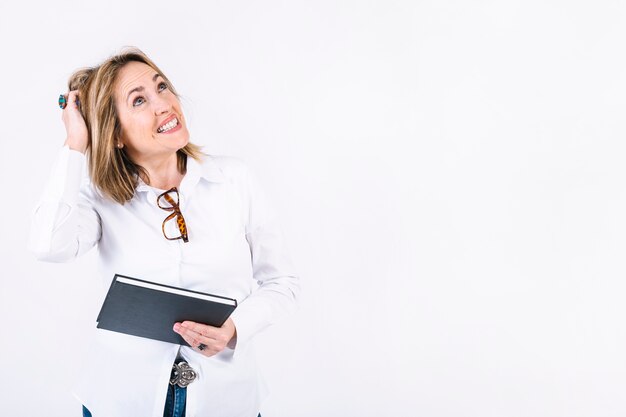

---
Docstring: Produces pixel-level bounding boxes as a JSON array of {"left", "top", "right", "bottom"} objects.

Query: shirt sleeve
[
  {"left": 28, "top": 145, "right": 102, "bottom": 262},
  {"left": 228, "top": 162, "right": 300, "bottom": 356}
]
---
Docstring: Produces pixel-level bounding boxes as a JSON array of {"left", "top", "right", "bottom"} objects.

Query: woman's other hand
[
  {"left": 173, "top": 318, "right": 237, "bottom": 357},
  {"left": 62, "top": 90, "right": 89, "bottom": 153}
]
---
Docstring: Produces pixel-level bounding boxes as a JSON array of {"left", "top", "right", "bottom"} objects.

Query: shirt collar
[{"left": 135, "top": 154, "right": 226, "bottom": 195}]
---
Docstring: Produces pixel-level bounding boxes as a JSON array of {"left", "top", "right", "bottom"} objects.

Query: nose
[{"left": 153, "top": 94, "right": 172, "bottom": 115}]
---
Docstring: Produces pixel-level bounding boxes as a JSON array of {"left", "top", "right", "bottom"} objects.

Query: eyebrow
[{"left": 126, "top": 73, "right": 162, "bottom": 101}]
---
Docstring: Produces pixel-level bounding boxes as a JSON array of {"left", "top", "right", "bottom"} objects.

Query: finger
[
  {"left": 61, "top": 90, "right": 80, "bottom": 111},
  {"left": 180, "top": 321, "right": 221, "bottom": 340},
  {"left": 66, "top": 90, "right": 80, "bottom": 109},
  {"left": 174, "top": 322, "right": 216, "bottom": 346},
  {"left": 174, "top": 323, "right": 208, "bottom": 348}
]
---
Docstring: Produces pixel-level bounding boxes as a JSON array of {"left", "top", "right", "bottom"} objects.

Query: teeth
[{"left": 158, "top": 118, "right": 179, "bottom": 133}]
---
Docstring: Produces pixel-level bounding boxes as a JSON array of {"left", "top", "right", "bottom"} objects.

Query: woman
[{"left": 29, "top": 47, "right": 299, "bottom": 417}]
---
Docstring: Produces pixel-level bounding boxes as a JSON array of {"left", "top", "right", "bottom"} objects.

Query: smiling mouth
[{"left": 157, "top": 117, "right": 180, "bottom": 133}]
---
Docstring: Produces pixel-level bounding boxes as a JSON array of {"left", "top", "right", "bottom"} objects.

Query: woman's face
[{"left": 114, "top": 61, "right": 189, "bottom": 163}]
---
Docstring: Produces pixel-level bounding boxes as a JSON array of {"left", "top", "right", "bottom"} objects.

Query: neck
[{"left": 136, "top": 152, "right": 185, "bottom": 190}]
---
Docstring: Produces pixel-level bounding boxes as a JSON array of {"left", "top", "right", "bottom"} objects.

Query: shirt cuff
[{"left": 228, "top": 298, "right": 273, "bottom": 356}]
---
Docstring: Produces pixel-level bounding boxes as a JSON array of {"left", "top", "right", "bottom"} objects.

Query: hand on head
[{"left": 61, "top": 90, "right": 89, "bottom": 153}]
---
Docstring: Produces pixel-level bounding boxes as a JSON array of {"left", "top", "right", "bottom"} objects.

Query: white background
[{"left": 1, "top": 1, "right": 625, "bottom": 416}]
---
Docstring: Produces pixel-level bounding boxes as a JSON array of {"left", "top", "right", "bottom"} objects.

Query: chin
[
  {"left": 178, "top": 134, "right": 190, "bottom": 149},
  {"left": 165, "top": 132, "right": 190, "bottom": 151}
]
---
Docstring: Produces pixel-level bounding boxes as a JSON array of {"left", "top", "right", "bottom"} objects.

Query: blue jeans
[
  {"left": 82, "top": 384, "right": 262, "bottom": 417},
  {"left": 82, "top": 381, "right": 187, "bottom": 417}
]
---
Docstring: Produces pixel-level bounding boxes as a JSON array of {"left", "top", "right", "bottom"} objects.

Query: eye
[{"left": 132, "top": 82, "right": 168, "bottom": 107}]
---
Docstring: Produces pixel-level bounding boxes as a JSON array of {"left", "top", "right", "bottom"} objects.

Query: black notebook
[{"left": 96, "top": 274, "right": 238, "bottom": 345}]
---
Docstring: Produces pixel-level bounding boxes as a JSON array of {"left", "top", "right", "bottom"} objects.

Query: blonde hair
[{"left": 67, "top": 46, "right": 203, "bottom": 204}]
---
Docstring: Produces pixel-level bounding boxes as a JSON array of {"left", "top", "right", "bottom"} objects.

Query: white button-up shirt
[{"left": 28, "top": 146, "right": 299, "bottom": 417}]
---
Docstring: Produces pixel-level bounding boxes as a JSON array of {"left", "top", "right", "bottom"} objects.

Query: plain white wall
[{"left": 1, "top": 0, "right": 626, "bottom": 416}]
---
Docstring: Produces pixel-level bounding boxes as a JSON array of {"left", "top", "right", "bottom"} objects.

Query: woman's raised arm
[{"left": 28, "top": 90, "right": 102, "bottom": 262}]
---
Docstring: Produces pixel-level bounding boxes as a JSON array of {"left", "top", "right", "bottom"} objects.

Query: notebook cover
[{"left": 96, "top": 274, "right": 237, "bottom": 345}]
